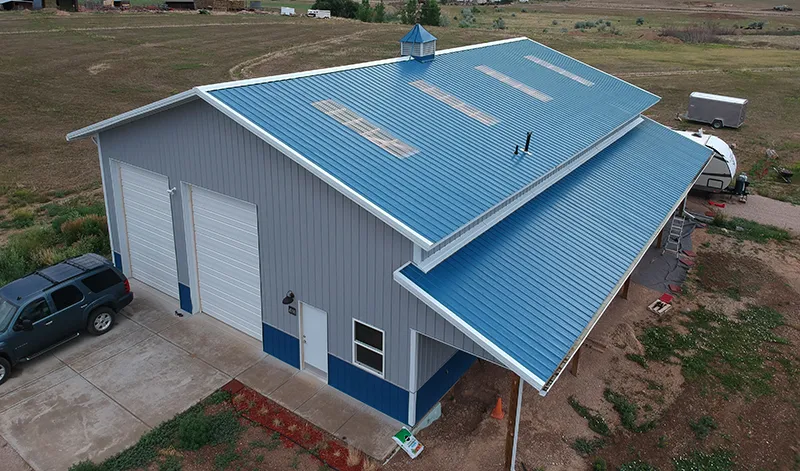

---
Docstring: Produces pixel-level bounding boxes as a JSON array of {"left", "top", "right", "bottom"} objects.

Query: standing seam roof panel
[
  {"left": 209, "top": 39, "right": 659, "bottom": 244},
  {"left": 398, "top": 119, "right": 713, "bottom": 383}
]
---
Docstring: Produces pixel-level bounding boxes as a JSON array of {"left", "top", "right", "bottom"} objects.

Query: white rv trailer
[
  {"left": 686, "top": 92, "right": 748, "bottom": 129},
  {"left": 306, "top": 8, "right": 330, "bottom": 18},
  {"left": 280, "top": 6, "right": 295, "bottom": 15},
  {"left": 675, "top": 129, "right": 737, "bottom": 192}
]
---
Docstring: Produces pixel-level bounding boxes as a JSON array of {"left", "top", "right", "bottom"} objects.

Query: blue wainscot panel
[
  {"left": 178, "top": 283, "right": 192, "bottom": 313},
  {"left": 113, "top": 251, "right": 123, "bottom": 270},
  {"left": 416, "top": 351, "right": 476, "bottom": 422},
  {"left": 328, "top": 355, "right": 409, "bottom": 424},
  {"left": 262, "top": 323, "right": 300, "bottom": 369}
]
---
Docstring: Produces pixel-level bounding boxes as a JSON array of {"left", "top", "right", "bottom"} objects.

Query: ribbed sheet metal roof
[
  {"left": 396, "top": 119, "right": 712, "bottom": 388},
  {"left": 208, "top": 39, "right": 659, "bottom": 245}
]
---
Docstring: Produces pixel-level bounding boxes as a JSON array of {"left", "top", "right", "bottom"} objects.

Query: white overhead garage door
[
  {"left": 190, "top": 186, "right": 262, "bottom": 340},
  {"left": 119, "top": 163, "right": 179, "bottom": 298}
]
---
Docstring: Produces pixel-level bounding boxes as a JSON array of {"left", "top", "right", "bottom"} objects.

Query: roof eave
[
  {"left": 393, "top": 262, "right": 548, "bottom": 391},
  {"left": 66, "top": 88, "right": 200, "bottom": 141}
]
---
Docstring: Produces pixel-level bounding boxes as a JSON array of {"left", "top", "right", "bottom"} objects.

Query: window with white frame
[{"left": 353, "top": 320, "right": 384, "bottom": 377}]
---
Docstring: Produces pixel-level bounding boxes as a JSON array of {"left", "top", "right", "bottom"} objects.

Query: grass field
[{"left": 1, "top": 7, "right": 799, "bottom": 199}]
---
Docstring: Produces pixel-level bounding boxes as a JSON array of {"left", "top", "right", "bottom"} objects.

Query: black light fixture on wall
[{"left": 282, "top": 291, "right": 295, "bottom": 305}]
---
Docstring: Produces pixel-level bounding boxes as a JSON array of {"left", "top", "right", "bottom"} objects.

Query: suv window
[
  {"left": 51, "top": 285, "right": 84, "bottom": 311},
  {"left": 0, "top": 298, "right": 17, "bottom": 332},
  {"left": 81, "top": 269, "right": 122, "bottom": 293},
  {"left": 20, "top": 298, "right": 51, "bottom": 324}
]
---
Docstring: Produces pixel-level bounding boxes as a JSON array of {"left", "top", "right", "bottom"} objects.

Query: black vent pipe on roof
[{"left": 524, "top": 132, "right": 532, "bottom": 153}]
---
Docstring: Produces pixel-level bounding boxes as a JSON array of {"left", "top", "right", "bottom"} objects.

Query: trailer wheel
[{"left": 712, "top": 119, "right": 723, "bottom": 129}]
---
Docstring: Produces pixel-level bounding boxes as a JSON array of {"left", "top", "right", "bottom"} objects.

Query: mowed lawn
[{"left": 1, "top": 8, "right": 799, "bottom": 195}]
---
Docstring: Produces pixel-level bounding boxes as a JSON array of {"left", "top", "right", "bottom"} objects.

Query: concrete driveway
[{"left": 0, "top": 280, "right": 266, "bottom": 471}]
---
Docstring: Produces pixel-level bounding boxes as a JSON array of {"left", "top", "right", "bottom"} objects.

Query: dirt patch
[{"left": 87, "top": 62, "right": 110, "bottom": 75}]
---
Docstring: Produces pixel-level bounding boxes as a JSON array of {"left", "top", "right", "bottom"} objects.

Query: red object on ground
[
  {"left": 708, "top": 201, "right": 726, "bottom": 208},
  {"left": 490, "top": 396, "right": 504, "bottom": 420},
  {"left": 221, "top": 379, "right": 245, "bottom": 394},
  {"left": 668, "top": 284, "right": 682, "bottom": 293},
  {"left": 659, "top": 293, "right": 674, "bottom": 304},
  {"left": 230, "top": 385, "right": 370, "bottom": 471},
  {"left": 682, "top": 250, "right": 696, "bottom": 258},
  {"left": 679, "top": 257, "right": 695, "bottom": 267}
]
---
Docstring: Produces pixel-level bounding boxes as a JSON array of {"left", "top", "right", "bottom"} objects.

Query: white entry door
[
  {"left": 118, "top": 163, "right": 179, "bottom": 298},
  {"left": 190, "top": 186, "right": 263, "bottom": 340},
  {"left": 301, "top": 304, "right": 328, "bottom": 380}
]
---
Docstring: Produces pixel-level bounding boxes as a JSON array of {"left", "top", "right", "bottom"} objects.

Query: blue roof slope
[
  {"left": 400, "top": 24, "right": 437, "bottom": 43},
  {"left": 396, "top": 119, "right": 712, "bottom": 387},
  {"left": 209, "top": 39, "right": 659, "bottom": 245}
]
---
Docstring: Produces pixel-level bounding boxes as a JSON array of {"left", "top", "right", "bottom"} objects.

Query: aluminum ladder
[{"left": 662, "top": 214, "right": 685, "bottom": 257}]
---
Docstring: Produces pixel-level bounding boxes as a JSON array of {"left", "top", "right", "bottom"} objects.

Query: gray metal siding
[
  {"left": 99, "top": 99, "right": 495, "bottom": 390},
  {"left": 416, "top": 334, "right": 457, "bottom": 391}
]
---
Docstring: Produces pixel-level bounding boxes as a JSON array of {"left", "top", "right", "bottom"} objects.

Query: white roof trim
[
  {"left": 393, "top": 262, "right": 547, "bottom": 391},
  {"left": 416, "top": 115, "right": 644, "bottom": 273},
  {"left": 197, "top": 89, "right": 435, "bottom": 249},
  {"left": 66, "top": 89, "right": 199, "bottom": 141},
  {"left": 690, "top": 92, "right": 747, "bottom": 105}
]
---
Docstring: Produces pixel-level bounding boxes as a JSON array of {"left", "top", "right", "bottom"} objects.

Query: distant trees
[
  {"left": 401, "top": 0, "right": 418, "bottom": 24},
  {"left": 311, "top": 0, "right": 358, "bottom": 18},
  {"left": 420, "top": 0, "right": 441, "bottom": 26},
  {"left": 357, "top": 0, "right": 372, "bottom": 22},
  {"left": 374, "top": 0, "right": 385, "bottom": 22}
]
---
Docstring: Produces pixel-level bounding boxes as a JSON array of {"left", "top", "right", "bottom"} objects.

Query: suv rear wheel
[
  {"left": 87, "top": 307, "right": 115, "bottom": 336},
  {"left": 0, "top": 357, "right": 10, "bottom": 386}
]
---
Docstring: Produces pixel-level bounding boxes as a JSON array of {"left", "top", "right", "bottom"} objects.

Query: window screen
[
  {"left": 51, "top": 285, "right": 84, "bottom": 311},
  {"left": 353, "top": 320, "right": 384, "bottom": 376},
  {"left": 81, "top": 269, "right": 122, "bottom": 293}
]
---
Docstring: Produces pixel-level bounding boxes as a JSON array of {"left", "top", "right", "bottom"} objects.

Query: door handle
[
  {"left": 80, "top": 304, "right": 88, "bottom": 308},
  {"left": 45, "top": 321, "right": 53, "bottom": 326}
]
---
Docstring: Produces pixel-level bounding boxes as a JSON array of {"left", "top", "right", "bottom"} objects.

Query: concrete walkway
[{"left": 0, "top": 280, "right": 400, "bottom": 471}]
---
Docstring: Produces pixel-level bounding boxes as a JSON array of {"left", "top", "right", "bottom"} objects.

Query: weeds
[
  {"left": 603, "top": 389, "right": 656, "bottom": 433},
  {"left": 7, "top": 208, "right": 35, "bottom": 228},
  {"left": 708, "top": 215, "right": 791, "bottom": 244},
  {"left": 203, "top": 390, "right": 232, "bottom": 406},
  {"left": 213, "top": 447, "right": 240, "bottom": 470},
  {"left": 158, "top": 455, "right": 182, "bottom": 471},
  {"left": 568, "top": 396, "right": 610, "bottom": 436},
  {"left": 593, "top": 457, "right": 608, "bottom": 470},
  {"left": 661, "top": 23, "right": 734, "bottom": 43},
  {"left": 572, "top": 437, "right": 605, "bottom": 456},
  {"left": 618, "top": 461, "right": 659, "bottom": 471},
  {"left": 626, "top": 353, "right": 649, "bottom": 369},
  {"left": 689, "top": 415, "right": 718, "bottom": 440},
  {"left": 673, "top": 449, "right": 735, "bottom": 471},
  {"left": 637, "top": 306, "right": 787, "bottom": 397}
]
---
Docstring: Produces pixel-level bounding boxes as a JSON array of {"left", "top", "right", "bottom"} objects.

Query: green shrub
[
  {"left": 492, "top": 17, "right": 506, "bottom": 29},
  {"left": 619, "top": 461, "right": 659, "bottom": 471},
  {"left": 9, "top": 208, "right": 35, "bottom": 228},
  {"left": 69, "top": 461, "right": 103, "bottom": 471},
  {"left": 636, "top": 17, "right": 644, "bottom": 25},
  {"left": 592, "top": 457, "right": 608, "bottom": 471},
  {"left": 689, "top": 415, "right": 718, "bottom": 440},
  {"left": 673, "top": 449, "right": 734, "bottom": 471}
]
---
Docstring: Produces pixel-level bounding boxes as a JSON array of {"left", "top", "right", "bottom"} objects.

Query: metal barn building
[{"left": 68, "top": 26, "right": 712, "bottom": 427}]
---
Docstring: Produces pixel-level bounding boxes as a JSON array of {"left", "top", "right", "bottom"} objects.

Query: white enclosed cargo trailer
[
  {"left": 675, "top": 129, "right": 737, "bottom": 192},
  {"left": 280, "top": 6, "right": 295, "bottom": 15},
  {"left": 686, "top": 92, "right": 747, "bottom": 129}
]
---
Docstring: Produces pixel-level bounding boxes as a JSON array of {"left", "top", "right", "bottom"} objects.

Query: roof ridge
[{"left": 198, "top": 37, "right": 529, "bottom": 92}]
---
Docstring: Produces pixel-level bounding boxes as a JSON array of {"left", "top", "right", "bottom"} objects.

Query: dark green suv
[{"left": 0, "top": 253, "right": 133, "bottom": 385}]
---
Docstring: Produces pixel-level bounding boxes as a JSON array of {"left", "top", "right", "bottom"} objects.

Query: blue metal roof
[
  {"left": 396, "top": 119, "right": 712, "bottom": 388},
  {"left": 208, "top": 38, "right": 659, "bottom": 245},
  {"left": 400, "top": 24, "right": 437, "bottom": 43}
]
